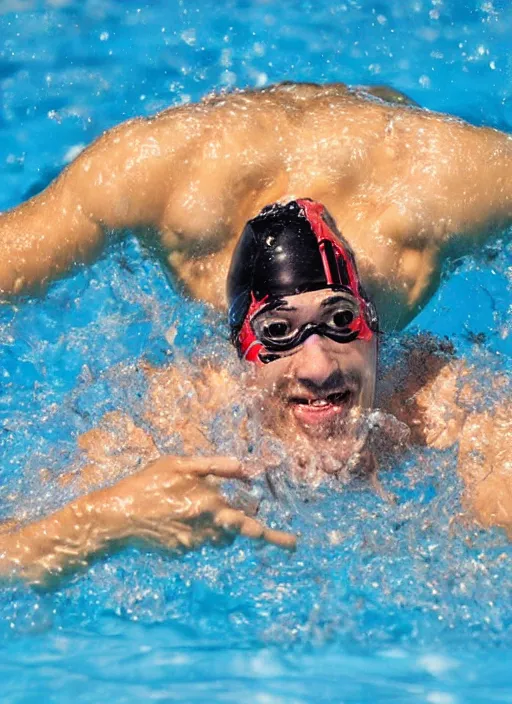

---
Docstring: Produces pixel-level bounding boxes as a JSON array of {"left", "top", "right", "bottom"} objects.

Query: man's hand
[
  {"left": 0, "top": 455, "right": 296, "bottom": 585},
  {"left": 97, "top": 455, "right": 297, "bottom": 552}
]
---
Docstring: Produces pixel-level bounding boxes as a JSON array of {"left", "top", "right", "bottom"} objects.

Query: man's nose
[{"left": 295, "top": 334, "right": 338, "bottom": 386}]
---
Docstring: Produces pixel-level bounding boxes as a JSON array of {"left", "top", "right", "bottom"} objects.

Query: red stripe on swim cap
[
  {"left": 296, "top": 198, "right": 374, "bottom": 341},
  {"left": 237, "top": 293, "right": 268, "bottom": 363},
  {"left": 296, "top": 199, "right": 357, "bottom": 291}
]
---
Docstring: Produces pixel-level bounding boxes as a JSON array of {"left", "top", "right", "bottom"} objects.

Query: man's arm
[
  {"left": 401, "top": 352, "right": 512, "bottom": 535},
  {"left": 395, "top": 109, "right": 512, "bottom": 254},
  {"left": 457, "top": 403, "right": 512, "bottom": 537},
  {"left": 0, "top": 455, "right": 296, "bottom": 585},
  {"left": 367, "top": 110, "right": 512, "bottom": 318},
  {"left": 0, "top": 111, "right": 192, "bottom": 296},
  {"left": 377, "top": 335, "right": 464, "bottom": 448},
  {"left": 3, "top": 83, "right": 512, "bottom": 301}
]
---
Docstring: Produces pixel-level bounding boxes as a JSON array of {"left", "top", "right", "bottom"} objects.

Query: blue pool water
[{"left": 0, "top": 1, "right": 511, "bottom": 702}]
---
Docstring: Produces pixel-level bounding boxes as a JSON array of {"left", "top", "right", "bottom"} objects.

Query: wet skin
[
  {"left": 1, "top": 82, "right": 512, "bottom": 331},
  {"left": 0, "top": 82, "right": 511, "bottom": 582},
  {"left": 0, "top": 319, "right": 510, "bottom": 584},
  {"left": 249, "top": 289, "right": 378, "bottom": 438}
]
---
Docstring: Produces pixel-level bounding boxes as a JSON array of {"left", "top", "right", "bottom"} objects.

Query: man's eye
[
  {"left": 263, "top": 320, "right": 290, "bottom": 338},
  {"left": 331, "top": 310, "right": 354, "bottom": 328}
]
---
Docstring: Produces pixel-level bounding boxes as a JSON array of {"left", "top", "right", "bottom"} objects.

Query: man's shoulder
[{"left": 153, "top": 81, "right": 354, "bottom": 121}]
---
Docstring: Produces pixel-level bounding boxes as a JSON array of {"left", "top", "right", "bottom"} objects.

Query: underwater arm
[
  {"left": 0, "top": 455, "right": 296, "bottom": 585},
  {"left": 457, "top": 402, "right": 512, "bottom": 537},
  {"left": 411, "top": 356, "right": 512, "bottom": 536},
  {"left": 380, "top": 337, "right": 465, "bottom": 450}
]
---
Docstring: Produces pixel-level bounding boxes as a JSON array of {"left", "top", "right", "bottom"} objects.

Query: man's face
[{"left": 249, "top": 289, "right": 378, "bottom": 440}]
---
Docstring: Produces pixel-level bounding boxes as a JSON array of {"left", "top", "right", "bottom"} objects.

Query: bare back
[{"left": 1, "top": 82, "right": 511, "bottom": 330}]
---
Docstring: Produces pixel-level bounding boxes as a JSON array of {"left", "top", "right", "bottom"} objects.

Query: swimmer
[{"left": 0, "top": 82, "right": 511, "bottom": 583}]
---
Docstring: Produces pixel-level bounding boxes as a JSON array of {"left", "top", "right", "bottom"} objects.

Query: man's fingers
[
  {"left": 171, "top": 456, "right": 243, "bottom": 478},
  {"left": 240, "top": 517, "right": 297, "bottom": 551},
  {"left": 214, "top": 507, "right": 248, "bottom": 531},
  {"left": 214, "top": 508, "right": 297, "bottom": 552},
  {"left": 261, "top": 527, "right": 297, "bottom": 551}
]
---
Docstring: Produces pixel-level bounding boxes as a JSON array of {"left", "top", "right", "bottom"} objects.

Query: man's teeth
[{"left": 291, "top": 391, "right": 350, "bottom": 406}]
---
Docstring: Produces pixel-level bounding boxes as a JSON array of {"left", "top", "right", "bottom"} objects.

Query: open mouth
[
  {"left": 289, "top": 390, "right": 351, "bottom": 407},
  {"left": 288, "top": 390, "right": 353, "bottom": 424}
]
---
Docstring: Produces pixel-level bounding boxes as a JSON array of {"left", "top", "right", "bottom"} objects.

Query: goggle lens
[{"left": 251, "top": 295, "right": 361, "bottom": 355}]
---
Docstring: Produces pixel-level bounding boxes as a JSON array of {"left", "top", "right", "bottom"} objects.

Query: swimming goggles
[{"left": 250, "top": 292, "right": 364, "bottom": 359}]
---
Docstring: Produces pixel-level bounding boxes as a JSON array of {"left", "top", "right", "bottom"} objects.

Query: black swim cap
[{"left": 227, "top": 199, "right": 378, "bottom": 362}]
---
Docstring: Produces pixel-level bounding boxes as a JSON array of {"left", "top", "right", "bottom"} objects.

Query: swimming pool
[{"left": 0, "top": 0, "right": 511, "bottom": 701}]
